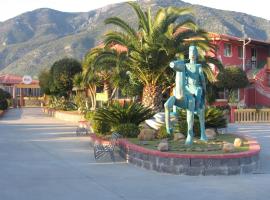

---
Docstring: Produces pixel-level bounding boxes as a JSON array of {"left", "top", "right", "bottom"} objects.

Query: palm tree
[
  {"left": 82, "top": 53, "right": 101, "bottom": 110},
  {"left": 84, "top": 46, "right": 129, "bottom": 103},
  {"left": 94, "top": 2, "right": 222, "bottom": 111},
  {"left": 73, "top": 72, "right": 85, "bottom": 93}
]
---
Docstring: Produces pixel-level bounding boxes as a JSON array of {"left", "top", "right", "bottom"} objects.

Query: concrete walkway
[{"left": 0, "top": 108, "right": 269, "bottom": 200}]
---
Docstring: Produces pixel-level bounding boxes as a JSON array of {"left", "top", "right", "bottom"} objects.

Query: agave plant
[
  {"left": 177, "top": 107, "right": 227, "bottom": 137},
  {"left": 205, "top": 107, "right": 227, "bottom": 129},
  {"left": 93, "top": 102, "right": 154, "bottom": 127}
]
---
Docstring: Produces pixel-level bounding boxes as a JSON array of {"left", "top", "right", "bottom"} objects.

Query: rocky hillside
[{"left": 1, "top": 0, "right": 270, "bottom": 76}]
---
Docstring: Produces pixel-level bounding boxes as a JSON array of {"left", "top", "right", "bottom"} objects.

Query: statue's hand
[{"left": 169, "top": 60, "right": 185, "bottom": 71}]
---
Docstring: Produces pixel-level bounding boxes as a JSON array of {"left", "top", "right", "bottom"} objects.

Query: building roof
[
  {"left": 96, "top": 43, "right": 128, "bottom": 53},
  {"left": 0, "top": 74, "right": 39, "bottom": 85},
  {"left": 208, "top": 32, "right": 270, "bottom": 46}
]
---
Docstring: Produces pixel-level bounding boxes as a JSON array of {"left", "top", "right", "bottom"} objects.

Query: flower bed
[{"left": 90, "top": 134, "right": 260, "bottom": 176}]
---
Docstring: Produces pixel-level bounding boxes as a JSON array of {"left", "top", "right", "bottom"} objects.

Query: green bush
[
  {"left": 205, "top": 107, "right": 227, "bottom": 129},
  {"left": 72, "top": 93, "right": 90, "bottom": 114},
  {"left": 0, "top": 89, "right": 11, "bottom": 110},
  {"left": 92, "top": 119, "right": 111, "bottom": 136},
  {"left": 93, "top": 102, "right": 154, "bottom": 128},
  {"left": 112, "top": 123, "right": 140, "bottom": 137},
  {"left": 84, "top": 110, "right": 110, "bottom": 135},
  {"left": 48, "top": 96, "right": 77, "bottom": 111},
  {"left": 216, "top": 66, "right": 249, "bottom": 90},
  {"left": 0, "top": 89, "right": 11, "bottom": 100},
  {"left": 177, "top": 107, "right": 227, "bottom": 137},
  {"left": 157, "top": 125, "right": 170, "bottom": 139},
  {"left": 84, "top": 111, "right": 95, "bottom": 122},
  {"left": 0, "top": 99, "right": 8, "bottom": 110},
  {"left": 177, "top": 109, "right": 200, "bottom": 137}
]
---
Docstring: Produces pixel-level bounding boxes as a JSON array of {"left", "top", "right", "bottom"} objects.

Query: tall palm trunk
[
  {"left": 142, "top": 84, "right": 163, "bottom": 111},
  {"left": 103, "top": 80, "right": 111, "bottom": 101},
  {"left": 86, "top": 85, "right": 96, "bottom": 110}
]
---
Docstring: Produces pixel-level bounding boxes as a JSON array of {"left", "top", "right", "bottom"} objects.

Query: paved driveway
[{"left": 0, "top": 108, "right": 269, "bottom": 200}]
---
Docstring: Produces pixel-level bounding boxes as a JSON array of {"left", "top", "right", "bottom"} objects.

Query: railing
[{"left": 234, "top": 109, "right": 270, "bottom": 123}]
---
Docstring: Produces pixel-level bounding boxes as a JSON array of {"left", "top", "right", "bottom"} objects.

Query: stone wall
[
  {"left": 90, "top": 134, "right": 260, "bottom": 176},
  {"left": 24, "top": 99, "right": 42, "bottom": 107},
  {"left": 42, "top": 107, "right": 84, "bottom": 123}
]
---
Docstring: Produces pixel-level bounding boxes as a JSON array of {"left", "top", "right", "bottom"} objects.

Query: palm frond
[
  {"left": 105, "top": 17, "right": 137, "bottom": 38},
  {"left": 127, "top": 1, "right": 149, "bottom": 34}
]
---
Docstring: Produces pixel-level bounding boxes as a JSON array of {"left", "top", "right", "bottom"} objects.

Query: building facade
[
  {"left": 0, "top": 74, "right": 41, "bottom": 107},
  {"left": 209, "top": 32, "right": 270, "bottom": 107}
]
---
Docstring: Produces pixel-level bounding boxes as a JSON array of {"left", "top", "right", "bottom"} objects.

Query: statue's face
[{"left": 189, "top": 46, "right": 198, "bottom": 61}]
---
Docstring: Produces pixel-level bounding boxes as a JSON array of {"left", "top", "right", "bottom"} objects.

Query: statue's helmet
[{"left": 189, "top": 45, "right": 198, "bottom": 60}]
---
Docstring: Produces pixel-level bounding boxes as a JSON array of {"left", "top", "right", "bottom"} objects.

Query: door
[{"left": 251, "top": 48, "right": 257, "bottom": 68}]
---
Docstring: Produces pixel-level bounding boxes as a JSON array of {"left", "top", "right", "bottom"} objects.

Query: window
[
  {"left": 224, "top": 43, "right": 232, "bottom": 57},
  {"left": 251, "top": 48, "right": 257, "bottom": 59},
  {"left": 238, "top": 46, "right": 243, "bottom": 58}
]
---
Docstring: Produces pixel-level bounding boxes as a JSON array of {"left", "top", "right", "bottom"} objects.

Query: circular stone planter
[
  {"left": 89, "top": 134, "right": 260, "bottom": 176},
  {"left": 0, "top": 110, "right": 6, "bottom": 118}
]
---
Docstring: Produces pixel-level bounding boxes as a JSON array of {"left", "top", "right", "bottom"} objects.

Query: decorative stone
[
  {"left": 145, "top": 119, "right": 163, "bottom": 130},
  {"left": 139, "top": 122, "right": 151, "bottom": 129},
  {"left": 157, "top": 140, "right": 169, "bottom": 151},
  {"left": 173, "top": 133, "right": 185, "bottom": 141},
  {"left": 194, "top": 147, "right": 202, "bottom": 152},
  {"left": 222, "top": 142, "right": 235, "bottom": 153},
  {"left": 205, "top": 128, "right": 217, "bottom": 139},
  {"left": 138, "top": 128, "right": 156, "bottom": 141},
  {"left": 234, "top": 138, "right": 243, "bottom": 147}
]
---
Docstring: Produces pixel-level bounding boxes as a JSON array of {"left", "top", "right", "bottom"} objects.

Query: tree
[
  {"left": 216, "top": 66, "right": 249, "bottom": 91},
  {"left": 73, "top": 72, "right": 85, "bottom": 92},
  {"left": 50, "top": 58, "right": 82, "bottom": 97},
  {"left": 84, "top": 47, "right": 128, "bottom": 102},
  {"left": 38, "top": 70, "right": 52, "bottom": 95},
  {"left": 0, "top": 88, "right": 11, "bottom": 110},
  {"left": 94, "top": 2, "right": 221, "bottom": 111}
]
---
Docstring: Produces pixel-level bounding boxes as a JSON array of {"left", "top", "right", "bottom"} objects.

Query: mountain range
[{"left": 1, "top": 0, "right": 270, "bottom": 77}]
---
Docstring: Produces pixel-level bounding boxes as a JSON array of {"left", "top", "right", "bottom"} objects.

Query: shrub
[
  {"left": 92, "top": 119, "right": 111, "bottom": 136},
  {"left": 177, "top": 107, "right": 227, "bottom": 137},
  {"left": 93, "top": 102, "right": 154, "bottom": 128},
  {"left": 157, "top": 125, "right": 170, "bottom": 139},
  {"left": 84, "top": 110, "right": 111, "bottom": 136},
  {"left": 0, "top": 99, "right": 8, "bottom": 110},
  {"left": 177, "top": 109, "right": 200, "bottom": 137},
  {"left": 73, "top": 93, "right": 89, "bottom": 114},
  {"left": 0, "top": 89, "right": 10, "bottom": 110},
  {"left": 216, "top": 66, "right": 249, "bottom": 90},
  {"left": 84, "top": 111, "right": 95, "bottom": 122},
  {"left": 112, "top": 123, "right": 140, "bottom": 137},
  {"left": 205, "top": 107, "right": 227, "bottom": 129},
  {"left": 0, "top": 89, "right": 11, "bottom": 100},
  {"left": 48, "top": 96, "right": 77, "bottom": 111}
]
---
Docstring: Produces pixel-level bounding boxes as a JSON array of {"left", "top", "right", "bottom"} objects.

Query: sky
[{"left": 0, "top": 0, "right": 269, "bottom": 22}]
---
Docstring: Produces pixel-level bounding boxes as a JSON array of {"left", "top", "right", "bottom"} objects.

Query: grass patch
[{"left": 128, "top": 134, "right": 249, "bottom": 154}]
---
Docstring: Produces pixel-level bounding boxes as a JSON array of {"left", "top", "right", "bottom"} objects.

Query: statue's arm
[
  {"left": 169, "top": 60, "right": 185, "bottom": 72},
  {"left": 198, "top": 65, "right": 206, "bottom": 93}
]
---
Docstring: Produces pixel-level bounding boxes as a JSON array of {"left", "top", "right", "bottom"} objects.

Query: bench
[
  {"left": 93, "top": 132, "right": 121, "bottom": 160},
  {"left": 76, "top": 120, "right": 92, "bottom": 136}
]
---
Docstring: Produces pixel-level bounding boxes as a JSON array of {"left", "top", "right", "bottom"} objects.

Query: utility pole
[{"left": 241, "top": 25, "right": 251, "bottom": 71}]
